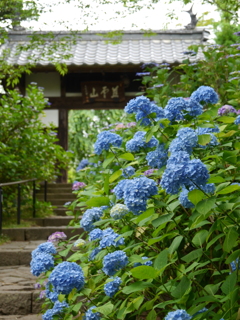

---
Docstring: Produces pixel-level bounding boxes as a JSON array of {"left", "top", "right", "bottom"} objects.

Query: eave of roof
[{"left": 1, "top": 29, "right": 209, "bottom": 67}]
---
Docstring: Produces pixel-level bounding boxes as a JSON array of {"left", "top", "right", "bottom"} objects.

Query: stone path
[
  {"left": 0, "top": 183, "right": 77, "bottom": 319},
  {"left": 0, "top": 241, "right": 43, "bottom": 319}
]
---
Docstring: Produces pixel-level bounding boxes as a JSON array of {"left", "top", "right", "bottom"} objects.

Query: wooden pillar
[{"left": 57, "top": 109, "right": 68, "bottom": 183}]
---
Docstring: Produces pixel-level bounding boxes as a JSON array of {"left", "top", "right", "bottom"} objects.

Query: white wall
[
  {"left": 39, "top": 109, "right": 59, "bottom": 127},
  {"left": 25, "top": 72, "right": 61, "bottom": 97}
]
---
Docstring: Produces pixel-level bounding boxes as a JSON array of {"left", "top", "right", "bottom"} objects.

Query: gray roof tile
[{"left": 1, "top": 29, "right": 209, "bottom": 66}]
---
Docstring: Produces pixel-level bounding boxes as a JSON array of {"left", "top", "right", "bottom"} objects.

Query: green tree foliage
[{"left": 0, "top": 83, "right": 71, "bottom": 184}]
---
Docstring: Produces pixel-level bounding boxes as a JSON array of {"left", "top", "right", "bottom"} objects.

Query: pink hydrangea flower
[
  {"left": 72, "top": 181, "right": 86, "bottom": 191},
  {"left": 47, "top": 231, "right": 67, "bottom": 242}
]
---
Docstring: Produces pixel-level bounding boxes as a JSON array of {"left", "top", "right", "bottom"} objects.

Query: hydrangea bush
[{"left": 32, "top": 77, "right": 240, "bottom": 319}]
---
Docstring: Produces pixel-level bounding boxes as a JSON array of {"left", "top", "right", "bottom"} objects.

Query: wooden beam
[
  {"left": 56, "top": 109, "right": 68, "bottom": 183},
  {"left": 47, "top": 96, "right": 136, "bottom": 110}
]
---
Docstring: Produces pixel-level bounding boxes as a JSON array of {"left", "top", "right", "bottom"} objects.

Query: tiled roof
[{"left": 1, "top": 29, "right": 209, "bottom": 66}]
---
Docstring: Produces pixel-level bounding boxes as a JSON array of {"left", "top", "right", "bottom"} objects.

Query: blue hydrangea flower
[
  {"left": 53, "top": 301, "right": 69, "bottom": 313},
  {"left": 99, "top": 228, "right": 124, "bottom": 249},
  {"left": 235, "top": 115, "right": 240, "bottom": 125},
  {"left": 176, "top": 127, "right": 198, "bottom": 149},
  {"left": 192, "top": 308, "right": 208, "bottom": 317},
  {"left": 146, "top": 144, "right": 168, "bottom": 168},
  {"left": 122, "top": 166, "right": 135, "bottom": 178},
  {"left": 134, "top": 256, "right": 153, "bottom": 267},
  {"left": 167, "top": 151, "right": 190, "bottom": 167},
  {"left": 165, "top": 309, "right": 192, "bottom": 320},
  {"left": 196, "top": 127, "right": 219, "bottom": 147},
  {"left": 89, "top": 228, "right": 103, "bottom": 241},
  {"left": 179, "top": 187, "right": 195, "bottom": 208},
  {"left": 196, "top": 126, "right": 220, "bottom": 134},
  {"left": 113, "top": 179, "right": 130, "bottom": 199},
  {"left": 83, "top": 306, "right": 101, "bottom": 320},
  {"left": 184, "top": 98, "right": 203, "bottom": 117},
  {"left": 76, "top": 159, "right": 89, "bottom": 171},
  {"left": 160, "top": 165, "right": 189, "bottom": 195},
  {"left": 102, "top": 250, "right": 129, "bottom": 276},
  {"left": 169, "top": 128, "right": 198, "bottom": 155},
  {"left": 124, "top": 95, "right": 152, "bottom": 114},
  {"left": 30, "top": 253, "right": 54, "bottom": 276},
  {"left": 88, "top": 247, "right": 101, "bottom": 261},
  {"left": 104, "top": 276, "right": 122, "bottom": 297},
  {"left": 45, "top": 283, "right": 59, "bottom": 302},
  {"left": 126, "top": 131, "right": 158, "bottom": 153},
  {"left": 42, "top": 301, "right": 69, "bottom": 320},
  {"left": 123, "top": 177, "right": 158, "bottom": 215},
  {"left": 80, "top": 207, "right": 104, "bottom": 231},
  {"left": 31, "top": 242, "right": 57, "bottom": 258},
  {"left": 164, "top": 97, "right": 187, "bottom": 121},
  {"left": 160, "top": 152, "right": 190, "bottom": 194},
  {"left": 110, "top": 204, "right": 129, "bottom": 220},
  {"left": 94, "top": 131, "right": 122, "bottom": 155},
  {"left": 191, "top": 86, "right": 219, "bottom": 104},
  {"left": 230, "top": 258, "right": 239, "bottom": 272},
  {"left": 49, "top": 261, "right": 85, "bottom": 294},
  {"left": 184, "top": 159, "right": 209, "bottom": 188}
]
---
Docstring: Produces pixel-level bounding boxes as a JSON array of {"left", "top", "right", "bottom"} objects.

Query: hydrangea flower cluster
[
  {"left": 144, "top": 168, "right": 158, "bottom": 176},
  {"left": 126, "top": 131, "right": 158, "bottom": 152},
  {"left": 169, "top": 127, "right": 198, "bottom": 154},
  {"left": 184, "top": 98, "right": 203, "bottom": 117},
  {"left": 113, "top": 176, "right": 158, "bottom": 214},
  {"left": 104, "top": 276, "right": 122, "bottom": 297},
  {"left": 218, "top": 104, "right": 237, "bottom": 115},
  {"left": 30, "top": 253, "right": 55, "bottom": 277},
  {"left": 160, "top": 151, "right": 209, "bottom": 194},
  {"left": 146, "top": 144, "right": 168, "bottom": 168},
  {"left": 80, "top": 207, "right": 104, "bottom": 231},
  {"left": 94, "top": 131, "right": 122, "bottom": 154},
  {"left": 110, "top": 204, "right": 129, "bottom": 220},
  {"left": 134, "top": 256, "right": 153, "bottom": 267},
  {"left": 72, "top": 181, "right": 86, "bottom": 191},
  {"left": 47, "top": 231, "right": 67, "bottom": 243},
  {"left": 74, "top": 239, "right": 86, "bottom": 247},
  {"left": 124, "top": 96, "right": 165, "bottom": 126},
  {"left": 102, "top": 250, "right": 129, "bottom": 276},
  {"left": 179, "top": 183, "right": 215, "bottom": 208},
  {"left": 122, "top": 166, "right": 135, "bottom": 178},
  {"left": 165, "top": 309, "right": 192, "bottom": 320},
  {"left": 99, "top": 228, "right": 124, "bottom": 249},
  {"left": 190, "top": 85, "right": 219, "bottom": 104},
  {"left": 76, "top": 159, "right": 89, "bottom": 171},
  {"left": 42, "top": 301, "right": 69, "bottom": 320},
  {"left": 89, "top": 228, "right": 124, "bottom": 249},
  {"left": 164, "top": 97, "right": 186, "bottom": 121},
  {"left": 89, "top": 228, "right": 103, "bottom": 241},
  {"left": 230, "top": 258, "right": 239, "bottom": 272},
  {"left": 31, "top": 242, "right": 57, "bottom": 258},
  {"left": 235, "top": 115, "right": 240, "bottom": 125},
  {"left": 83, "top": 306, "right": 101, "bottom": 320},
  {"left": 49, "top": 261, "right": 85, "bottom": 294}
]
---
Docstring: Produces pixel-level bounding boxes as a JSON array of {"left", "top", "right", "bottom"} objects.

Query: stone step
[
  {"left": 44, "top": 199, "right": 74, "bottom": 206},
  {"left": 0, "top": 241, "right": 43, "bottom": 266},
  {"left": 2, "top": 226, "right": 83, "bottom": 241},
  {"left": 40, "top": 183, "right": 72, "bottom": 189},
  {"left": 0, "top": 265, "right": 42, "bottom": 315},
  {"left": 36, "top": 193, "right": 76, "bottom": 200},
  {"left": 31, "top": 216, "right": 74, "bottom": 227},
  {"left": 0, "top": 315, "right": 42, "bottom": 320},
  {"left": 37, "top": 187, "right": 74, "bottom": 194}
]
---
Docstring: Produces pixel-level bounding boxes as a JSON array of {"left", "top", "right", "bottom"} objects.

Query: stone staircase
[{"left": 0, "top": 183, "right": 84, "bottom": 319}]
